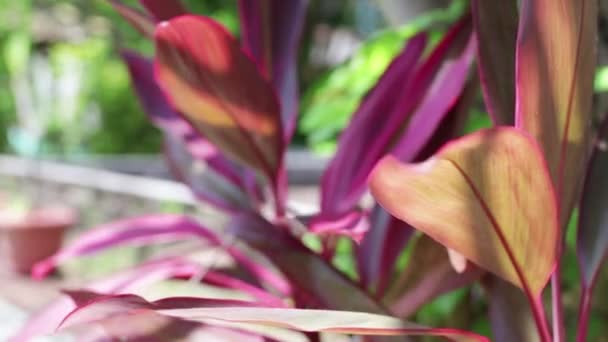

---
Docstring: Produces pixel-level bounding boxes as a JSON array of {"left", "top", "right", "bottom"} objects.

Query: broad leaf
[
  {"left": 155, "top": 15, "right": 284, "bottom": 180},
  {"left": 577, "top": 121, "right": 608, "bottom": 289},
  {"left": 515, "top": 0, "right": 598, "bottom": 225},
  {"left": 59, "top": 292, "right": 489, "bottom": 342},
  {"left": 369, "top": 127, "right": 559, "bottom": 296},
  {"left": 238, "top": 0, "right": 309, "bottom": 141},
  {"left": 385, "top": 235, "right": 482, "bottom": 318},
  {"left": 471, "top": 0, "right": 517, "bottom": 125},
  {"left": 139, "top": 0, "right": 187, "bottom": 21},
  {"left": 122, "top": 51, "right": 256, "bottom": 211}
]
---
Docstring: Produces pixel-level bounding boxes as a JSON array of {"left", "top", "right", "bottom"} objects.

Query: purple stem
[
  {"left": 551, "top": 262, "right": 565, "bottom": 342},
  {"left": 576, "top": 287, "right": 592, "bottom": 342}
]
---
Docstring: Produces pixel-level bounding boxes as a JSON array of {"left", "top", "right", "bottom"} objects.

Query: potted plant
[{"left": 0, "top": 194, "right": 76, "bottom": 274}]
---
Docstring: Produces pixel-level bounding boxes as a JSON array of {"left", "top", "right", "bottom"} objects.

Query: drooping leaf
[
  {"left": 384, "top": 235, "right": 482, "bottom": 318},
  {"left": 238, "top": 0, "right": 309, "bottom": 141},
  {"left": 17, "top": 257, "right": 251, "bottom": 341},
  {"left": 139, "top": 0, "right": 187, "bottom": 21},
  {"left": 319, "top": 16, "right": 475, "bottom": 225},
  {"left": 577, "top": 120, "right": 608, "bottom": 289},
  {"left": 108, "top": 0, "right": 155, "bottom": 38},
  {"left": 356, "top": 207, "right": 414, "bottom": 297},
  {"left": 154, "top": 15, "right": 284, "bottom": 180},
  {"left": 31, "top": 214, "right": 290, "bottom": 296},
  {"left": 228, "top": 213, "right": 386, "bottom": 313},
  {"left": 484, "top": 276, "right": 539, "bottom": 342},
  {"left": 58, "top": 292, "right": 489, "bottom": 342},
  {"left": 471, "top": 0, "right": 517, "bottom": 125},
  {"left": 515, "top": 0, "right": 598, "bottom": 225},
  {"left": 369, "top": 127, "right": 559, "bottom": 296},
  {"left": 67, "top": 311, "right": 266, "bottom": 342}
]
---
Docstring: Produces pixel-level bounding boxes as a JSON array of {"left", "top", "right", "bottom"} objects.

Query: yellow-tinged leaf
[
  {"left": 155, "top": 15, "right": 283, "bottom": 177},
  {"left": 515, "top": 0, "right": 598, "bottom": 225},
  {"left": 369, "top": 128, "right": 558, "bottom": 296}
]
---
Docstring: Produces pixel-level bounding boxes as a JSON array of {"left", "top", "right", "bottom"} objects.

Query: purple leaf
[
  {"left": 471, "top": 0, "right": 517, "bottom": 125},
  {"left": 58, "top": 292, "right": 489, "bottom": 341},
  {"left": 60, "top": 291, "right": 268, "bottom": 341},
  {"left": 17, "top": 257, "right": 241, "bottom": 341},
  {"left": 238, "top": 0, "right": 309, "bottom": 141},
  {"left": 154, "top": 15, "right": 284, "bottom": 181},
  {"left": 139, "top": 0, "right": 187, "bottom": 21},
  {"left": 30, "top": 214, "right": 290, "bottom": 296},
  {"left": 31, "top": 215, "right": 218, "bottom": 279},
  {"left": 309, "top": 209, "right": 370, "bottom": 242},
  {"left": 576, "top": 119, "right": 608, "bottom": 339},
  {"left": 484, "top": 277, "right": 538, "bottom": 342},
  {"left": 122, "top": 50, "right": 257, "bottom": 211},
  {"left": 228, "top": 213, "right": 387, "bottom": 313},
  {"left": 318, "top": 16, "right": 475, "bottom": 229},
  {"left": 384, "top": 236, "right": 482, "bottom": 318},
  {"left": 319, "top": 32, "right": 428, "bottom": 217},
  {"left": 356, "top": 207, "right": 414, "bottom": 297},
  {"left": 388, "top": 21, "right": 476, "bottom": 162},
  {"left": 577, "top": 121, "right": 608, "bottom": 289}
]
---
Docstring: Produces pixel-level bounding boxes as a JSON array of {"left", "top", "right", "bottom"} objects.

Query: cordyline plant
[{"left": 13, "top": 0, "right": 604, "bottom": 341}]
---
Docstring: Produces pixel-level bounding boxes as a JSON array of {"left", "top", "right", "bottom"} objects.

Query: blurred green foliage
[
  {"left": 0, "top": 0, "right": 237, "bottom": 155},
  {"left": 596, "top": 66, "right": 608, "bottom": 92}
]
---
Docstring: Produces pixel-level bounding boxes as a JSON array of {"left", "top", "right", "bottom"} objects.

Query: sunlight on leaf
[{"left": 370, "top": 127, "right": 559, "bottom": 296}]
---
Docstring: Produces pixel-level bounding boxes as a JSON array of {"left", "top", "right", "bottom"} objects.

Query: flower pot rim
[{"left": 0, "top": 205, "right": 77, "bottom": 231}]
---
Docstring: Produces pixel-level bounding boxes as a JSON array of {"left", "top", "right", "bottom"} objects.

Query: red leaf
[{"left": 154, "top": 15, "right": 284, "bottom": 180}]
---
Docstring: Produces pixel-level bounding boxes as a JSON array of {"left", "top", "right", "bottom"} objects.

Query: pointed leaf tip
[
  {"left": 369, "top": 127, "right": 559, "bottom": 296},
  {"left": 515, "top": 0, "right": 598, "bottom": 226}
]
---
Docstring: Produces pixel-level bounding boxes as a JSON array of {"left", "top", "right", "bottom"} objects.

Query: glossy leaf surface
[
  {"left": 515, "top": 0, "right": 598, "bottom": 225},
  {"left": 471, "top": 0, "right": 517, "bottom": 125},
  {"left": 155, "top": 15, "right": 283, "bottom": 178},
  {"left": 370, "top": 127, "right": 559, "bottom": 295}
]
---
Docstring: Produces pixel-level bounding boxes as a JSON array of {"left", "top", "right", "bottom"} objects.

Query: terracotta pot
[{"left": 0, "top": 206, "right": 76, "bottom": 274}]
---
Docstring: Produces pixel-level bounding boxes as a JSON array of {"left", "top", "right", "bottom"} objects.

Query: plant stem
[
  {"left": 551, "top": 262, "right": 565, "bottom": 342},
  {"left": 529, "top": 296, "right": 553, "bottom": 342},
  {"left": 576, "top": 287, "right": 592, "bottom": 342}
]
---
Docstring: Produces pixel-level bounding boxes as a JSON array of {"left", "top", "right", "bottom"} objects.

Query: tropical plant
[{"left": 15, "top": 1, "right": 605, "bottom": 342}]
